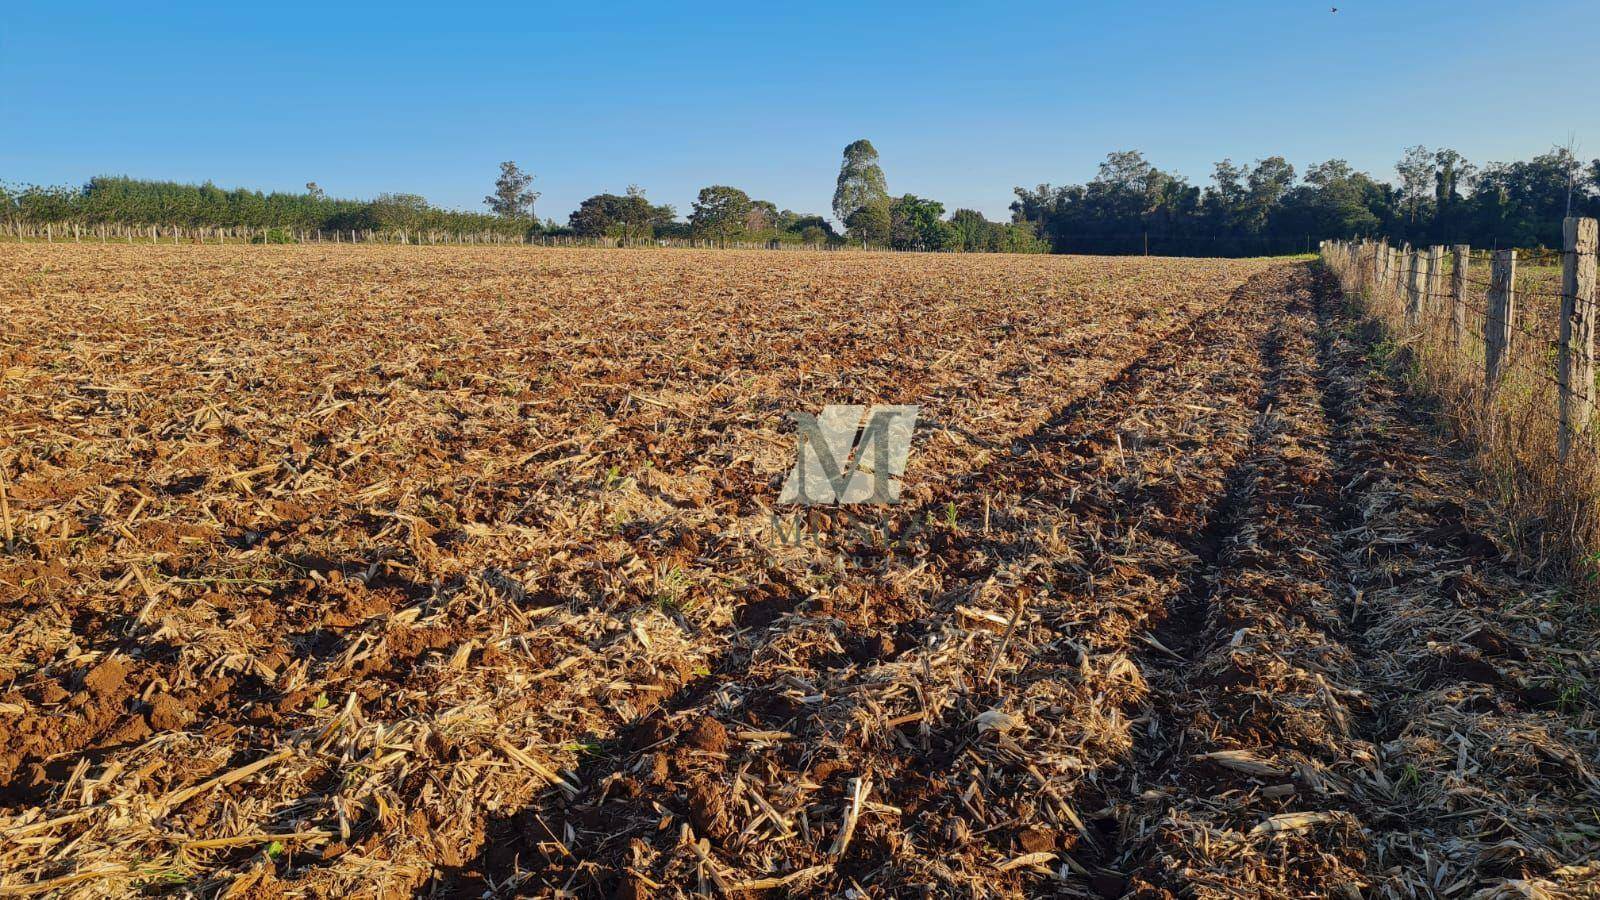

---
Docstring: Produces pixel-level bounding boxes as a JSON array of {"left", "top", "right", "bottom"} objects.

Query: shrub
[{"left": 252, "top": 227, "right": 297, "bottom": 244}]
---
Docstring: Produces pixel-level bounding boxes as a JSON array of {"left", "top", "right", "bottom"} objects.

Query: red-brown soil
[{"left": 0, "top": 246, "right": 1596, "bottom": 898}]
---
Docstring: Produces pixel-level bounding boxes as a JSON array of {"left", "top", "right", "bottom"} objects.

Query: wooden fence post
[
  {"left": 1559, "top": 217, "right": 1599, "bottom": 461},
  {"left": 1485, "top": 250, "right": 1516, "bottom": 397},
  {"left": 1406, "top": 248, "right": 1423, "bottom": 324},
  {"left": 1399, "top": 247, "right": 1409, "bottom": 311},
  {"left": 1450, "top": 244, "right": 1469, "bottom": 347},
  {"left": 1432, "top": 246, "right": 1446, "bottom": 312}
]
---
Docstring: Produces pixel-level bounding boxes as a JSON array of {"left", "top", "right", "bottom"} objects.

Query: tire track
[
  {"left": 1105, "top": 262, "right": 1600, "bottom": 899},
  {"left": 1110, "top": 266, "right": 1381, "bottom": 897},
  {"left": 1307, "top": 266, "right": 1600, "bottom": 897}
]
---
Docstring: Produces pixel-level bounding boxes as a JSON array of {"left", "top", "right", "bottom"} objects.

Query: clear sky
[{"left": 4, "top": 1, "right": 1596, "bottom": 225}]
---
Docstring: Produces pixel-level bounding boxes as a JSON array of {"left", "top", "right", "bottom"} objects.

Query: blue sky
[{"left": 3, "top": 1, "right": 1596, "bottom": 224}]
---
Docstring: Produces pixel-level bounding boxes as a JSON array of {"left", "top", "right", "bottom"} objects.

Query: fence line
[
  {"left": 1, "top": 220, "right": 1331, "bottom": 257},
  {"left": 0, "top": 221, "right": 867, "bottom": 251},
  {"left": 1321, "top": 219, "right": 1600, "bottom": 569}
]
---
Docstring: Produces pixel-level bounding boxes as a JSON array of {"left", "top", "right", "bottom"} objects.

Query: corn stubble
[{"left": 0, "top": 245, "right": 1596, "bottom": 898}]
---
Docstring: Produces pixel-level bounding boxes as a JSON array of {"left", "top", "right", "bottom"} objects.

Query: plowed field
[{"left": 1, "top": 246, "right": 1597, "bottom": 898}]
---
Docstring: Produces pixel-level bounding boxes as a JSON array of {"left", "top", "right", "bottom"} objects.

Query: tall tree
[
  {"left": 1010, "top": 184, "right": 1065, "bottom": 231},
  {"left": 832, "top": 139, "right": 889, "bottom": 225},
  {"left": 485, "top": 161, "right": 539, "bottom": 218},
  {"left": 689, "top": 185, "right": 752, "bottom": 244},
  {"left": 1433, "top": 149, "right": 1472, "bottom": 204},
  {"left": 1431, "top": 149, "right": 1474, "bottom": 239},
  {"left": 1205, "top": 160, "right": 1249, "bottom": 232},
  {"left": 1395, "top": 145, "right": 1435, "bottom": 227},
  {"left": 1588, "top": 159, "right": 1600, "bottom": 218},
  {"left": 1086, "top": 150, "right": 1163, "bottom": 222},
  {"left": 1244, "top": 156, "right": 1295, "bottom": 233}
]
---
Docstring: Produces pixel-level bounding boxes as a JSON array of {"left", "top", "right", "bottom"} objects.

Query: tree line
[
  {"left": 4, "top": 142, "right": 1596, "bottom": 254},
  {"left": 1009, "top": 146, "right": 1600, "bottom": 256},
  {"left": 0, "top": 154, "right": 1045, "bottom": 252},
  {"left": 0, "top": 175, "right": 537, "bottom": 241}
]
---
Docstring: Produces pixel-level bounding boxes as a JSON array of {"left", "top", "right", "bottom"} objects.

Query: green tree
[
  {"left": 996, "top": 222, "right": 1049, "bottom": 253},
  {"left": 1276, "top": 159, "right": 1385, "bottom": 239},
  {"left": 833, "top": 139, "right": 889, "bottom": 225},
  {"left": 785, "top": 214, "right": 837, "bottom": 244},
  {"left": 485, "top": 161, "right": 539, "bottom": 218},
  {"left": 1085, "top": 150, "right": 1162, "bottom": 223},
  {"left": 1243, "top": 156, "right": 1295, "bottom": 234},
  {"left": 0, "top": 181, "right": 19, "bottom": 231},
  {"left": 946, "top": 210, "right": 1047, "bottom": 253},
  {"left": 1205, "top": 160, "right": 1249, "bottom": 231},
  {"left": 1395, "top": 145, "right": 1435, "bottom": 229},
  {"left": 1431, "top": 149, "right": 1474, "bottom": 239},
  {"left": 889, "top": 194, "right": 951, "bottom": 251},
  {"left": 2, "top": 175, "right": 538, "bottom": 240},
  {"left": 1471, "top": 148, "right": 1588, "bottom": 247},
  {"left": 949, "top": 208, "right": 992, "bottom": 251},
  {"left": 845, "top": 200, "right": 890, "bottom": 246},
  {"left": 689, "top": 185, "right": 752, "bottom": 244},
  {"left": 568, "top": 186, "right": 675, "bottom": 240},
  {"left": 1433, "top": 149, "right": 1472, "bottom": 205},
  {"left": 745, "top": 199, "right": 780, "bottom": 234}
]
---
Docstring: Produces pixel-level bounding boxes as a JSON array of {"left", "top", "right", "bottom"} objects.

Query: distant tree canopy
[
  {"left": 6, "top": 143, "right": 1593, "bottom": 256},
  {"left": 949, "top": 208, "right": 1049, "bottom": 254},
  {"left": 0, "top": 176, "right": 539, "bottom": 238},
  {"left": 787, "top": 215, "right": 836, "bottom": 245},
  {"left": 689, "top": 185, "right": 753, "bottom": 244},
  {"left": 889, "top": 195, "right": 956, "bottom": 252},
  {"left": 580, "top": 186, "right": 844, "bottom": 246},
  {"left": 844, "top": 201, "right": 890, "bottom": 246},
  {"left": 568, "top": 186, "right": 675, "bottom": 240},
  {"left": 1011, "top": 147, "right": 1600, "bottom": 255}
]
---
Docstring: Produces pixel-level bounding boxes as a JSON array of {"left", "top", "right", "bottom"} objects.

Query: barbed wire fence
[
  {"left": 0, "top": 221, "right": 861, "bottom": 251},
  {"left": 1322, "top": 218, "right": 1600, "bottom": 570}
]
